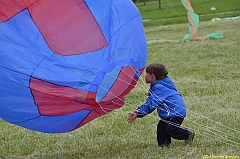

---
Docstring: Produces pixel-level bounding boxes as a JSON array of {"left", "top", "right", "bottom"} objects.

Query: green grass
[
  {"left": 136, "top": 0, "right": 240, "bottom": 27},
  {"left": 1, "top": 2, "right": 240, "bottom": 159}
]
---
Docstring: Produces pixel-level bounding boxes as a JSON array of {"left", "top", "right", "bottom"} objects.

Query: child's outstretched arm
[{"left": 127, "top": 110, "right": 138, "bottom": 123}]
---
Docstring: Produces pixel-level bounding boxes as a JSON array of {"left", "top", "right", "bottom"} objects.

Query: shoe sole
[{"left": 185, "top": 131, "right": 195, "bottom": 144}]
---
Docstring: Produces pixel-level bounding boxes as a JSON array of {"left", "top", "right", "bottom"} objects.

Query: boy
[{"left": 128, "top": 62, "right": 195, "bottom": 147}]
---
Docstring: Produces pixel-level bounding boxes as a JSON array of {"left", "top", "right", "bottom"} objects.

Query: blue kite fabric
[{"left": 0, "top": 0, "right": 147, "bottom": 133}]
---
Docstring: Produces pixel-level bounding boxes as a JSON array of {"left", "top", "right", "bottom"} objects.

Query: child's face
[{"left": 145, "top": 72, "right": 156, "bottom": 83}]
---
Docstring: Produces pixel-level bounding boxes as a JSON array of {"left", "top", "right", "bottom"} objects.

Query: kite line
[{"left": 94, "top": 65, "right": 240, "bottom": 148}]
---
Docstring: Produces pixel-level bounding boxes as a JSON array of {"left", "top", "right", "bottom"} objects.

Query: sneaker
[
  {"left": 158, "top": 143, "right": 170, "bottom": 148},
  {"left": 159, "top": 144, "right": 170, "bottom": 149},
  {"left": 185, "top": 130, "right": 195, "bottom": 144}
]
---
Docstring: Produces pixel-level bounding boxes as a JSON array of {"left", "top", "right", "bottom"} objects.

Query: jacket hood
[{"left": 151, "top": 76, "right": 177, "bottom": 91}]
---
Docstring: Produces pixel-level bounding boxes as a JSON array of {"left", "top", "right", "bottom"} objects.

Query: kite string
[
  {"left": 140, "top": 73, "right": 239, "bottom": 133},
  {"left": 136, "top": 109, "right": 240, "bottom": 148},
  {"left": 127, "top": 66, "right": 240, "bottom": 133},
  {"left": 134, "top": 89, "right": 240, "bottom": 144},
  {"left": 94, "top": 64, "right": 239, "bottom": 141},
  {"left": 97, "top": 86, "right": 240, "bottom": 148},
  {"left": 116, "top": 65, "right": 240, "bottom": 133},
  {"left": 97, "top": 85, "right": 240, "bottom": 147},
  {"left": 96, "top": 66, "right": 239, "bottom": 146}
]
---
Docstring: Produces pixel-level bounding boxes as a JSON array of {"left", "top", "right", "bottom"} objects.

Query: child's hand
[{"left": 127, "top": 110, "right": 138, "bottom": 123}]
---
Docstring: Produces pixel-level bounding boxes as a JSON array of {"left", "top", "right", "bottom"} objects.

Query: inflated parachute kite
[{"left": 0, "top": 0, "right": 147, "bottom": 133}]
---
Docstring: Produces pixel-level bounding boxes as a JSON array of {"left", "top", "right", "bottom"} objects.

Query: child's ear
[{"left": 151, "top": 73, "right": 156, "bottom": 79}]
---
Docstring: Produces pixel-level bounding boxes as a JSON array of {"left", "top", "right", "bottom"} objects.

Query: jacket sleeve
[{"left": 136, "top": 93, "right": 163, "bottom": 118}]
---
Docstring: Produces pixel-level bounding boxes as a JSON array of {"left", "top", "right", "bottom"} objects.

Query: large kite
[
  {"left": 181, "top": 0, "right": 223, "bottom": 42},
  {"left": 147, "top": 0, "right": 223, "bottom": 45},
  {"left": 0, "top": 0, "right": 147, "bottom": 133}
]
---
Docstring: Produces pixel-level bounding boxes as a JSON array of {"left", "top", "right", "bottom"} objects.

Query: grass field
[{"left": 1, "top": 1, "right": 240, "bottom": 159}]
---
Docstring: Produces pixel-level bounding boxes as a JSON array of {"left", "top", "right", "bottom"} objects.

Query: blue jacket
[{"left": 137, "top": 76, "right": 186, "bottom": 119}]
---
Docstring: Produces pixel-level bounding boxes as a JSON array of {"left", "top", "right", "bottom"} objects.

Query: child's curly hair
[{"left": 146, "top": 62, "right": 168, "bottom": 80}]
